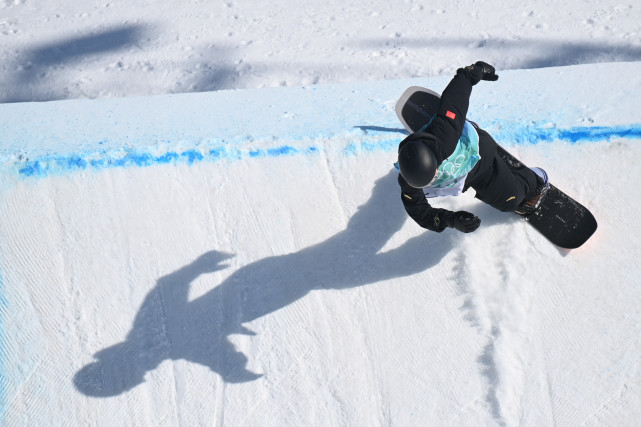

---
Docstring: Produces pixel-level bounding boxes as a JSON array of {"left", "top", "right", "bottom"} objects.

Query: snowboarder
[{"left": 396, "top": 61, "right": 550, "bottom": 233}]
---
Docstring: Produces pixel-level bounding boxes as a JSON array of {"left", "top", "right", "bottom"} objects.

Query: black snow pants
[{"left": 465, "top": 128, "right": 538, "bottom": 212}]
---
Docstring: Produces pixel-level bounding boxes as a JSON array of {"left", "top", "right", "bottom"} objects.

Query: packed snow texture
[
  {"left": 2, "top": 63, "right": 641, "bottom": 426},
  {"left": 1, "top": 0, "right": 641, "bottom": 102},
  {"left": 1, "top": 1, "right": 641, "bottom": 426}
]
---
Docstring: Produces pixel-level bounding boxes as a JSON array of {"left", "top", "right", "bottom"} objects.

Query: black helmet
[{"left": 398, "top": 138, "right": 438, "bottom": 188}]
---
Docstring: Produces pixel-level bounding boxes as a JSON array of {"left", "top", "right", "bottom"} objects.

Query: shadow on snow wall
[
  {"left": 4, "top": 33, "right": 641, "bottom": 103},
  {"left": 0, "top": 25, "right": 148, "bottom": 103},
  {"left": 73, "top": 170, "right": 512, "bottom": 397},
  {"left": 357, "top": 37, "right": 641, "bottom": 70}
]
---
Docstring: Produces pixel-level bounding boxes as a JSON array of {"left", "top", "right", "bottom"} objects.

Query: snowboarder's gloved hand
[
  {"left": 465, "top": 61, "right": 499, "bottom": 85},
  {"left": 446, "top": 211, "right": 481, "bottom": 233}
]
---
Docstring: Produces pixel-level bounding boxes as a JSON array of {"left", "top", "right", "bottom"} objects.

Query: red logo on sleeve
[{"left": 446, "top": 110, "right": 456, "bottom": 120}]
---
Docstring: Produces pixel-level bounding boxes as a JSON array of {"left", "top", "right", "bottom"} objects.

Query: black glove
[
  {"left": 465, "top": 61, "right": 499, "bottom": 85},
  {"left": 445, "top": 210, "right": 481, "bottom": 233}
]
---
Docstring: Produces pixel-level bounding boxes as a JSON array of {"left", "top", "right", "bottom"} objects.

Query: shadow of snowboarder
[{"left": 74, "top": 170, "right": 498, "bottom": 397}]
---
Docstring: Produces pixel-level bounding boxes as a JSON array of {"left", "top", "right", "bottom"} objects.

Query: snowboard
[{"left": 395, "top": 86, "right": 597, "bottom": 249}]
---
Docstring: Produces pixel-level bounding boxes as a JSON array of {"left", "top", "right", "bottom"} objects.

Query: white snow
[
  {"left": 2, "top": 0, "right": 641, "bottom": 102},
  {"left": 1, "top": 1, "right": 641, "bottom": 426}
]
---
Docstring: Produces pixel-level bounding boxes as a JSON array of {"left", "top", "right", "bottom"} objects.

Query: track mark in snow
[
  {"left": 478, "top": 326, "right": 504, "bottom": 426},
  {"left": 451, "top": 250, "right": 481, "bottom": 330},
  {"left": 319, "top": 147, "right": 350, "bottom": 227},
  {"left": 157, "top": 279, "right": 184, "bottom": 424},
  {"left": 457, "top": 223, "right": 539, "bottom": 426},
  {"left": 449, "top": 244, "right": 506, "bottom": 425},
  {"left": 214, "top": 373, "right": 226, "bottom": 427}
]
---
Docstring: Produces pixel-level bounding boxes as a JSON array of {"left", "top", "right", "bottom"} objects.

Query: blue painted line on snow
[
  {"left": 16, "top": 144, "right": 313, "bottom": 178},
  {"left": 344, "top": 122, "right": 641, "bottom": 154},
  {"left": 9, "top": 123, "right": 641, "bottom": 179},
  {"left": 496, "top": 123, "right": 641, "bottom": 144}
]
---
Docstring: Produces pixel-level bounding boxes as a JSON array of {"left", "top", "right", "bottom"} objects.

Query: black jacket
[{"left": 398, "top": 67, "right": 496, "bottom": 232}]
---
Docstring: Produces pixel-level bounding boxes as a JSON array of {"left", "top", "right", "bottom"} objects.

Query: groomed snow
[
  {"left": 2, "top": 1, "right": 641, "bottom": 103},
  {"left": 1, "top": 63, "right": 641, "bottom": 426},
  {"left": 2, "top": 1, "right": 641, "bottom": 426}
]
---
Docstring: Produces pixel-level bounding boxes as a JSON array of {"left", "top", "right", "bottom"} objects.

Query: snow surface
[
  {"left": 2, "top": 0, "right": 641, "bottom": 102},
  {"left": 1, "top": 1, "right": 641, "bottom": 426}
]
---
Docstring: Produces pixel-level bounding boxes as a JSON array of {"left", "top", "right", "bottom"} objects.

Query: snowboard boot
[{"left": 515, "top": 167, "right": 550, "bottom": 216}]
